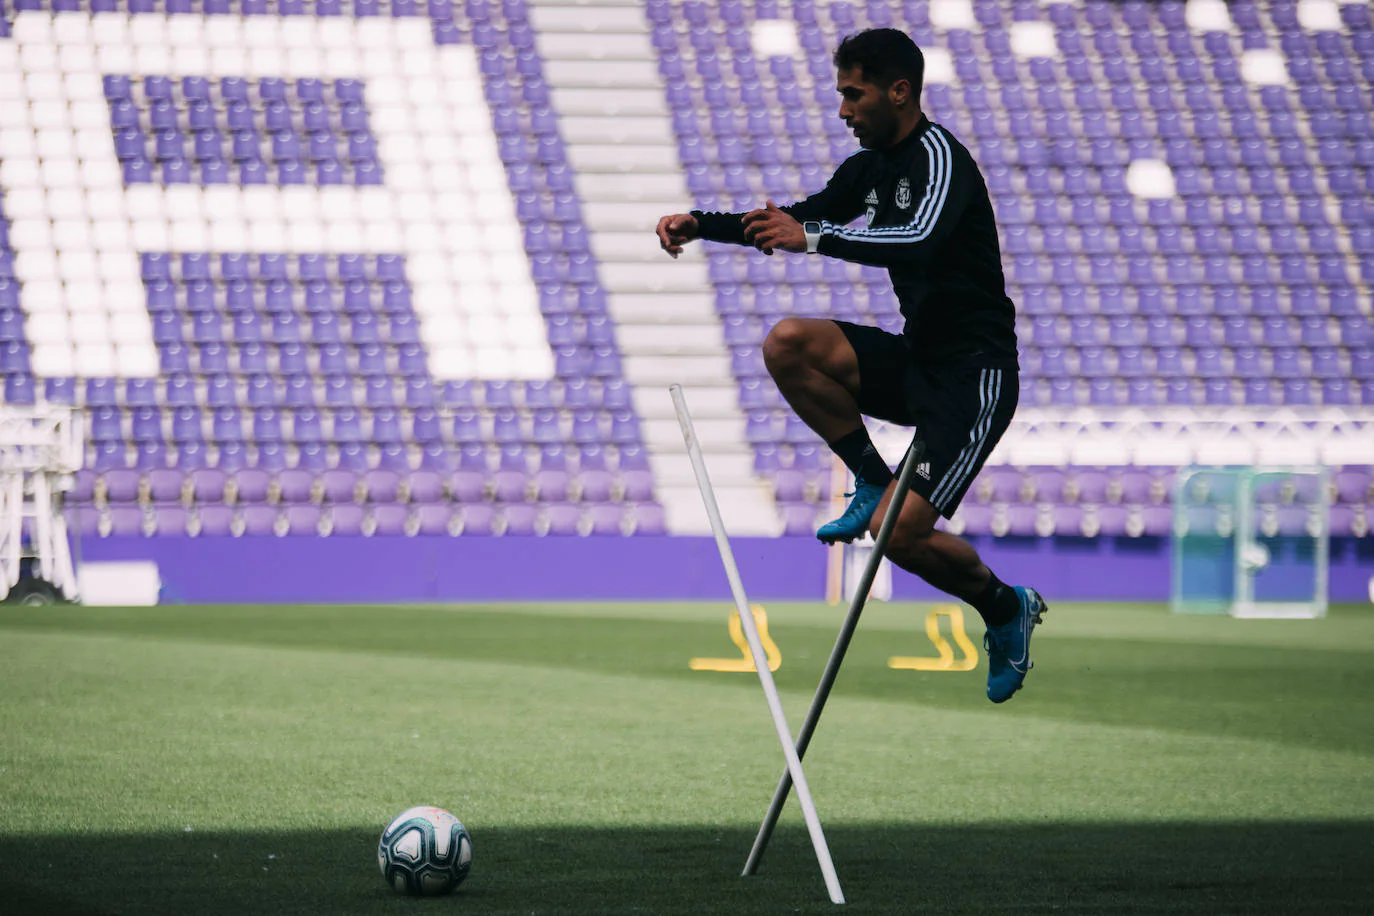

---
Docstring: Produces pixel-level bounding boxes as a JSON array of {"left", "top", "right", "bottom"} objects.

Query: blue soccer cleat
[
  {"left": 816, "top": 475, "right": 888, "bottom": 544},
  {"left": 983, "top": 586, "right": 1047, "bottom": 703}
]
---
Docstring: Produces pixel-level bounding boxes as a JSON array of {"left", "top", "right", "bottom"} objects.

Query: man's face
[{"left": 837, "top": 65, "right": 903, "bottom": 149}]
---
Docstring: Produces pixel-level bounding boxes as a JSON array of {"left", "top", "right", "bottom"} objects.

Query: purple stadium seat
[
  {"left": 108, "top": 507, "right": 146, "bottom": 537},
  {"left": 449, "top": 469, "right": 486, "bottom": 503},
  {"left": 277, "top": 506, "right": 318, "bottom": 537},
  {"left": 630, "top": 503, "right": 666, "bottom": 535},
  {"left": 372, "top": 504, "right": 409, "bottom": 536},
  {"left": 1087, "top": 502, "right": 1128, "bottom": 538},
  {"left": 239, "top": 505, "right": 278, "bottom": 532},
  {"left": 502, "top": 505, "right": 539, "bottom": 536},
  {"left": 189, "top": 469, "right": 228, "bottom": 505},
  {"left": 275, "top": 469, "right": 316, "bottom": 505},
  {"left": 1334, "top": 468, "right": 1372, "bottom": 505},
  {"left": 71, "top": 469, "right": 98, "bottom": 504},
  {"left": 145, "top": 469, "right": 184, "bottom": 504},
  {"left": 780, "top": 503, "right": 818, "bottom": 537},
  {"left": 491, "top": 468, "right": 529, "bottom": 503},
  {"left": 957, "top": 505, "right": 994, "bottom": 537},
  {"left": 319, "top": 469, "right": 359, "bottom": 504},
  {"left": 586, "top": 504, "right": 626, "bottom": 536},
  {"left": 329, "top": 505, "right": 366, "bottom": 536},
  {"left": 403, "top": 470, "right": 446, "bottom": 504},
  {"left": 457, "top": 504, "right": 496, "bottom": 536},
  {"left": 103, "top": 469, "right": 141, "bottom": 505},
  {"left": 360, "top": 470, "right": 401, "bottom": 503},
  {"left": 153, "top": 507, "right": 190, "bottom": 536},
  {"left": 231, "top": 469, "right": 272, "bottom": 506},
  {"left": 194, "top": 506, "right": 234, "bottom": 537},
  {"left": 412, "top": 505, "right": 452, "bottom": 536}
]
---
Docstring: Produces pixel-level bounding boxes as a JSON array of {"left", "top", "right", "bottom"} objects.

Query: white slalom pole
[
  {"left": 743, "top": 436, "right": 924, "bottom": 877},
  {"left": 670, "top": 384, "right": 845, "bottom": 906}
]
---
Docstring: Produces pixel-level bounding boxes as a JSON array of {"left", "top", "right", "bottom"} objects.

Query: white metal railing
[{"left": 872, "top": 407, "right": 1374, "bottom": 468}]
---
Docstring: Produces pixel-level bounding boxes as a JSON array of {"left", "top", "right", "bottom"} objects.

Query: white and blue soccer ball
[{"left": 377, "top": 805, "right": 473, "bottom": 896}]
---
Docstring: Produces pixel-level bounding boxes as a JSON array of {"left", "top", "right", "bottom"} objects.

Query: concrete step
[
  {"left": 600, "top": 262, "right": 709, "bottom": 293},
  {"left": 549, "top": 87, "right": 664, "bottom": 117},
  {"left": 591, "top": 231, "right": 700, "bottom": 263},
  {"left": 567, "top": 144, "right": 677, "bottom": 172},
  {"left": 528, "top": 4, "right": 645, "bottom": 32},
  {"left": 633, "top": 384, "right": 738, "bottom": 419},
  {"left": 660, "top": 485, "right": 782, "bottom": 536},
  {"left": 584, "top": 200, "right": 688, "bottom": 231},
  {"left": 624, "top": 352, "right": 733, "bottom": 385},
  {"left": 609, "top": 292, "right": 715, "bottom": 323},
  {"left": 616, "top": 322, "right": 722, "bottom": 352},
  {"left": 536, "top": 31, "right": 653, "bottom": 60},
  {"left": 531, "top": 0, "right": 642, "bottom": 7},
  {"left": 544, "top": 59, "right": 660, "bottom": 89},
  {"left": 561, "top": 117, "right": 674, "bottom": 146},
  {"left": 643, "top": 415, "right": 743, "bottom": 449},
  {"left": 650, "top": 451, "right": 756, "bottom": 484},
  {"left": 575, "top": 172, "right": 690, "bottom": 202}
]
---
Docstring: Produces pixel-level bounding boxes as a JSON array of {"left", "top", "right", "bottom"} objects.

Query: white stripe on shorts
[{"left": 929, "top": 368, "right": 1004, "bottom": 514}]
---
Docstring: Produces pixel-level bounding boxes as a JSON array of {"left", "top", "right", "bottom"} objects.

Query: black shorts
[{"left": 835, "top": 321, "right": 1018, "bottom": 519}]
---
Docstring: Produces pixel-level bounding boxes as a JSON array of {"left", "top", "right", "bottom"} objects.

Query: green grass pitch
[{"left": 1, "top": 599, "right": 1372, "bottom": 914}]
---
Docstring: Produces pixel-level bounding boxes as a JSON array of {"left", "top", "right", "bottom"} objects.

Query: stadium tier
[{"left": 0, "top": 0, "right": 1370, "bottom": 540}]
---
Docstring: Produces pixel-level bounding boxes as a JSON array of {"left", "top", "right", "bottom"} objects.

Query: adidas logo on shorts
[{"left": 915, "top": 462, "right": 931, "bottom": 480}]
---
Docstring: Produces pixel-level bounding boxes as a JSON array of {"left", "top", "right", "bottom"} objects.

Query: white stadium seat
[
  {"left": 24, "top": 72, "right": 63, "bottom": 101},
  {"left": 32, "top": 344, "right": 77, "bottom": 378},
  {"left": 126, "top": 14, "right": 166, "bottom": 46},
  {"left": 96, "top": 45, "right": 134, "bottom": 73},
  {"left": 45, "top": 188, "right": 85, "bottom": 221},
  {"left": 110, "top": 313, "right": 152, "bottom": 346},
  {"left": 134, "top": 45, "right": 171, "bottom": 75},
  {"left": 15, "top": 249, "right": 59, "bottom": 283},
  {"left": 9, "top": 217, "right": 54, "bottom": 249},
  {"left": 63, "top": 72, "right": 102, "bottom": 101},
  {"left": 210, "top": 219, "right": 249, "bottom": 251},
  {"left": 323, "top": 220, "right": 362, "bottom": 250},
  {"left": 92, "top": 220, "right": 132, "bottom": 253},
  {"left": 69, "top": 312, "right": 110, "bottom": 345},
  {"left": 130, "top": 220, "right": 170, "bottom": 251},
  {"left": 64, "top": 281, "right": 105, "bottom": 314},
  {"left": 52, "top": 219, "right": 94, "bottom": 252},
  {"left": 170, "top": 218, "right": 209, "bottom": 250},
  {"left": 25, "top": 312, "right": 68, "bottom": 346},
  {"left": 74, "top": 343, "right": 115, "bottom": 378},
  {"left": 115, "top": 345, "right": 159, "bottom": 378},
  {"left": 57, "top": 251, "right": 99, "bottom": 282},
  {"left": 6, "top": 187, "right": 51, "bottom": 221},
  {"left": 58, "top": 45, "right": 98, "bottom": 75},
  {"left": 90, "top": 12, "right": 129, "bottom": 47}
]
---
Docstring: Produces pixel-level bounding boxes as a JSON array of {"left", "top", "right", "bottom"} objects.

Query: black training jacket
[{"left": 692, "top": 115, "right": 1019, "bottom": 370}]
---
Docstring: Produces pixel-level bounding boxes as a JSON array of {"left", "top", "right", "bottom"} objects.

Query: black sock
[
  {"left": 969, "top": 570, "right": 1020, "bottom": 627},
  {"left": 828, "top": 428, "right": 894, "bottom": 487}
]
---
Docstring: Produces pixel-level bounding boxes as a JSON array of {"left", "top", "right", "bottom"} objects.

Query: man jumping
[{"left": 655, "top": 28, "right": 1046, "bottom": 703}]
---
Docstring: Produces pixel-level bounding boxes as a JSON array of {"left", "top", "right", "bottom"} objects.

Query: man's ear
[{"left": 889, "top": 78, "right": 912, "bottom": 108}]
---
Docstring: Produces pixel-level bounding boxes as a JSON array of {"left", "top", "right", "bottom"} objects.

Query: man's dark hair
[{"left": 833, "top": 28, "right": 924, "bottom": 100}]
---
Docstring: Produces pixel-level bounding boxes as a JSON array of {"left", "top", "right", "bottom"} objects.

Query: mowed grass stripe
[
  {"left": 0, "top": 628, "right": 1369, "bottom": 831},
  {"left": 2, "top": 622, "right": 1372, "bottom": 914},
  {"left": 1, "top": 604, "right": 1371, "bottom": 753}
]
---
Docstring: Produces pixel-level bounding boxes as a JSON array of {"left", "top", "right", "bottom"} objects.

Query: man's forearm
[{"left": 690, "top": 209, "right": 749, "bottom": 246}]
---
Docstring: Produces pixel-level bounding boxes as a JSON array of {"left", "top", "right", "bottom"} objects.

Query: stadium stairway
[{"left": 529, "top": 0, "right": 780, "bottom": 535}]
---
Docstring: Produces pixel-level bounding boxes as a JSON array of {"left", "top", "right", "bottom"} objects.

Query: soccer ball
[{"left": 377, "top": 806, "right": 473, "bottom": 896}]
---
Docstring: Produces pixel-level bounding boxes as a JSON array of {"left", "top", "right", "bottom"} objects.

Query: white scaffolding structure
[{"left": 0, "top": 405, "right": 83, "bottom": 602}]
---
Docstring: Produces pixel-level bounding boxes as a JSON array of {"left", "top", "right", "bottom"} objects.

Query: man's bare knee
[
  {"left": 762, "top": 318, "right": 813, "bottom": 373},
  {"left": 884, "top": 517, "right": 935, "bottom": 560}
]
